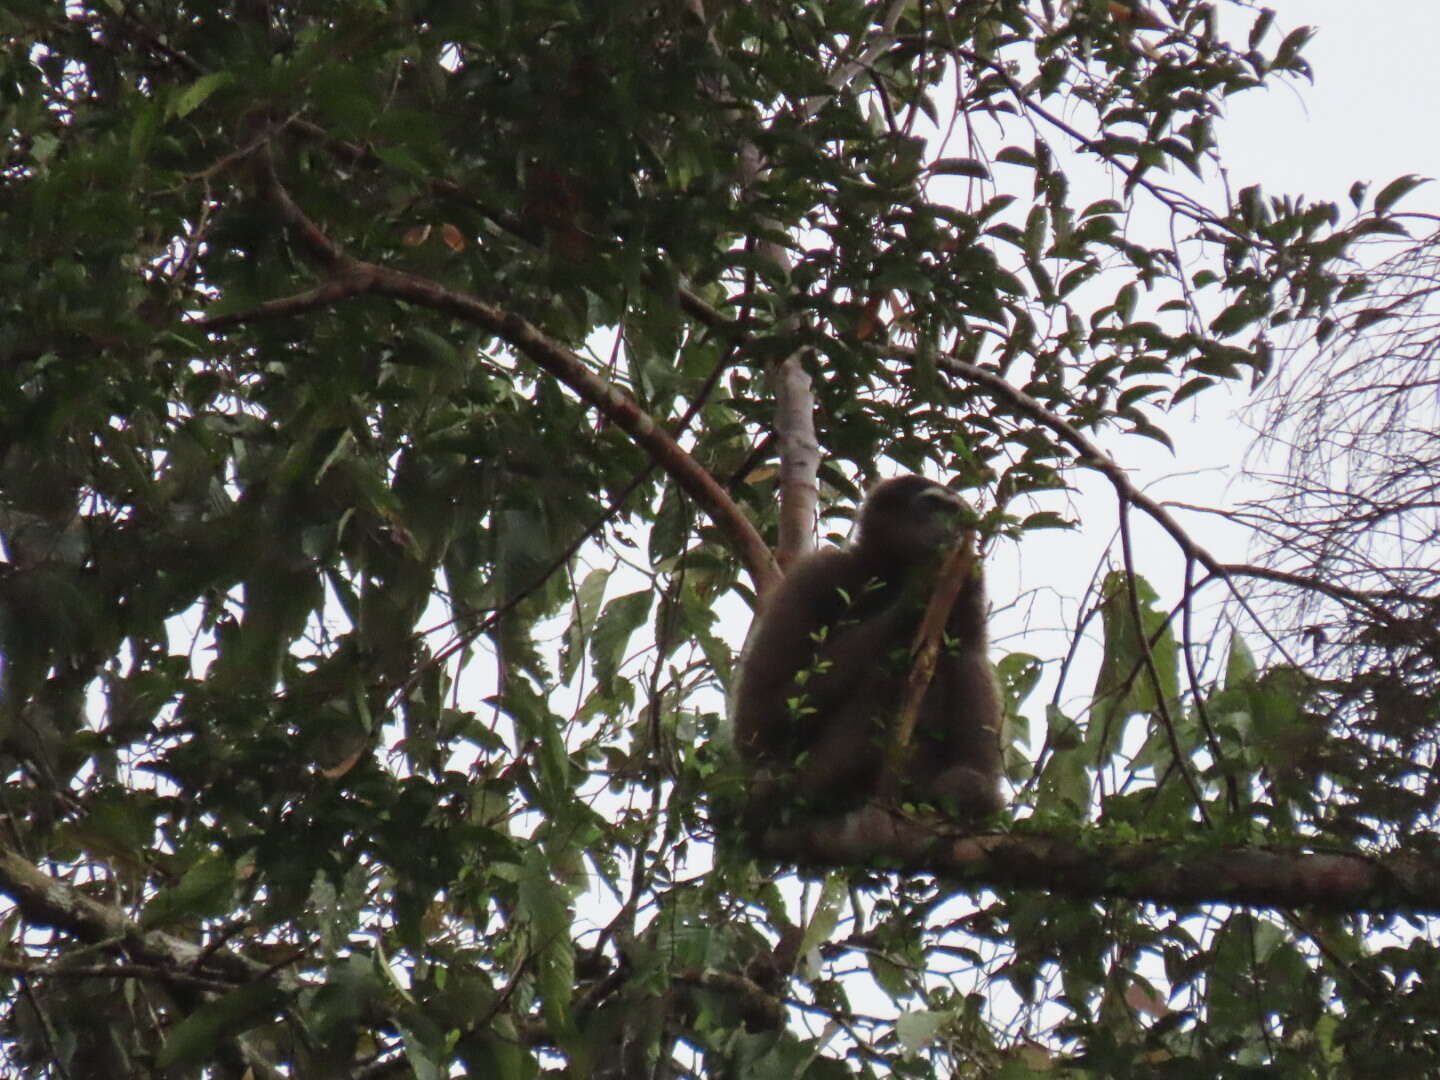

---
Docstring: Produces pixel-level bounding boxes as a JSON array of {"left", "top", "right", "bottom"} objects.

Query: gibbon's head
[{"left": 854, "top": 475, "right": 972, "bottom": 569}]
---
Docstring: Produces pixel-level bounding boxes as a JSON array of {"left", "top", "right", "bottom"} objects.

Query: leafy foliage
[{"left": 0, "top": 1, "right": 1436, "bottom": 1076}]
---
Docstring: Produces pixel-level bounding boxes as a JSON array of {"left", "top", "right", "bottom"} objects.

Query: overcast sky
[
  {"left": 1223, "top": 2, "right": 1440, "bottom": 196},
  {"left": 983, "top": 0, "right": 1440, "bottom": 709},
  {"left": 1125, "top": 1, "right": 1440, "bottom": 498},
  {"left": 1157, "top": 0, "right": 1439, "bottom": 528}
]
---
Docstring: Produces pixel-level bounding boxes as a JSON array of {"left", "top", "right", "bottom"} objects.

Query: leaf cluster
[{"left": 0, "top": 1, "right": 1433, "bottom": 1077}]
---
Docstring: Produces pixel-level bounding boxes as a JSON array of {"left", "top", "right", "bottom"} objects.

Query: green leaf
[
  {"left": 1209, "top": 298, "right": 1261, "bottom": 336},
  {"left": 1225, "top": 633, "right": 1257, "bottom": 687},
  {"left": 1374, "top": 173, "right": 1429, "bottom": 214},
  {"left": 1018, "top": 512, "right": 1071, "bottom": 531},
  {"left": 1170, "top": 375, "right": 1215, "bottom": 407},
  {"left": 1035, "top": 707, "right": 1089, "bottom": 815},
  {"left": 1089, "top": 570, "right": 1180, "bottom": 758},
  {"left": 1120, "top": 409, "right": 1176, "bottom": 451},
  {"left": 1058, "top": 263, "right": 1099, "bottom": 296},
  {"left": 170, "top": 72, "right": 234, "bottom": 119},
  {"left": 976, "top": 193, "right": 1017, "bottom": 220},
  {"left": 395, "top": 1013, "right": 449, "bottom": 1080},
  {"left": 1352, "top": 307, "right": 1394, "bottom": 331},
  {"left": 29, "top": 132, "right": 60, "bottom": 165},
  {"left": 1273, "top": 25, "right": 1315, "bottom": 73},
  {"left": 1116, "top": 383, "right": 1165, "bottom": 410},
  {"left": 867, "top": 949, "right": 912, "bottom": 1000},
  {"left": 141, "top": 852, "right": 237, "bottom": 928},
  {"left": 930, "top": 157, "right": 991, "bottom": 180},
  {"left": 1248, "top": 7, "right": 1275, "bottom": 49},
  {"left": 560, "top": 567, "right": 611, "bottom": 683},
  {"left": 1023, "top": 206, "right": 1047, "bottom": 261},
  {"left": 128, "top": 99, "right": 161, "bottom": 163},
  {"left": 997, "top": 652, "right": 1043, "bottom": 713},
  {"left": 519, "top": 847, "right": 580, "bottom": 1057},
  {"left": 589, "top": 589, "right": 653, "bottom": 686},
  {"left": 797, "top": 875, "right": 847, "bottom": 970},
  {"left": 157, "top": 982, "right": 288, "bottom": 1069},
  {"left": 897, "top": 1008, "right": 951, "bottom": 1054},
  {"left": 995, "top": 145, "right": 1037, "bottom": 168}
]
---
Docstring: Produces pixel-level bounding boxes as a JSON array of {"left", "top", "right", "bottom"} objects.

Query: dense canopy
[{"left": 3, "top": 1, "right": 1439, "bottom": 1076}]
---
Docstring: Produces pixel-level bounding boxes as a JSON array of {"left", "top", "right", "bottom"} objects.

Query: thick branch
[
  {"left": 755, "top": 809, "right": 1440, "bottom": 913},
  {"left": 0, "top": 959, "right": 231, "bottom": 992},
  {"left": 718, "top": 7, "right": 826, "bottom": 570},
  {"left": 190, "top": 266, "right": 377, "bottom": 331},
  {"left": 675, "top": 968, "right": 786, "bottom": 1032},
  {"left": 771, "top": 354, "right": 820, "bottom": 570},
  {"left": 0, "top": 845, "right": 265, "bottom": 984}
]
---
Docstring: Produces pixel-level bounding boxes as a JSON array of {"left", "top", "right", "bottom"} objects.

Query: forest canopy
[{"left": 2, "top": 1, "right": 1439, "bottom": 1076}]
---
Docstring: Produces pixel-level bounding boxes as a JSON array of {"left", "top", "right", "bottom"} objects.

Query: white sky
[
  {"left": 1154, "top": 0, "right": 1438, "bottom": 565},
  {"left": 1223, "top": 2, "right": 1440, "bottom": 198},
  {"left": 976, "top": 0, "right": 1440, "bottom": 723}
]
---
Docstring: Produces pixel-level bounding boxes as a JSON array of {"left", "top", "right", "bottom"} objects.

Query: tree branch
[
  {"left": 362, "top": 263, "right": 777, "bottom": 594},
  {"left": 217, "top": 143, "right": 781, "bottom": 596},
  {"left": 754, "top": 809, "right": 1440, "bottom": 913},
  {"left": 188, "top": 267, "right": 376, "bottom": 331},
  {"left": 0, "top": 845, "right": 266, "bottom": 985},
  {"left": 0, "top": 959, "right": 232, "bottom": 993},
  {"left": 888, "top": 529, "right": 977, "bottom": 783}
]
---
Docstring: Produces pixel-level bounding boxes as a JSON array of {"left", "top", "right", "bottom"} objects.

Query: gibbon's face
[{"left": 857, "top": 476, "right": 970, "bottom": 567}]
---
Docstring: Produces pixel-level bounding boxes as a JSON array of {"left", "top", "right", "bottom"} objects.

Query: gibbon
[{"left": 732, "top": 475, "right": 1003, "bottom": 821}]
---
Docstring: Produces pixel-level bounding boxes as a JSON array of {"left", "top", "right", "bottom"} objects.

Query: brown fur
[{"left": 732, "top": 476, "right": 1004, "bottom": 822}]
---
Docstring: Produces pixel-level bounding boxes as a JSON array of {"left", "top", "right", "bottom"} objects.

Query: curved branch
[
  {"left": 189, "top": 267, "right": 376, "bottom": 331},
  {"left": 931, "top": 350, "right": 1317, "bottom": 678},
  {"left": 928, "top": 350, "right": 1223, "bottom": 571},
  {"left": 367, "top": 264, "right": 779, "bottom": 593},
  {"left": 225, "top": 144, "right": 780, "bottom": 596}
]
